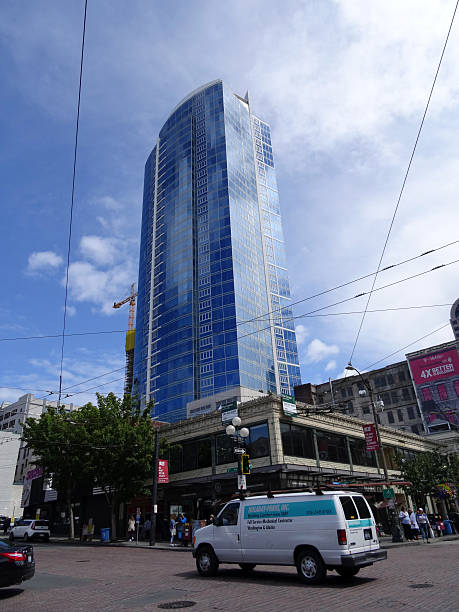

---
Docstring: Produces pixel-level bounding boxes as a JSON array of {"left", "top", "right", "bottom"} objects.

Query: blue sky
[{"left": 1, "top": 0, "right": 459, "bottom": 406}]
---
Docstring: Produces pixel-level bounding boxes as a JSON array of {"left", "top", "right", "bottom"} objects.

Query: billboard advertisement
[{"left": 407, "top": 346, "right": 459, "bottom": 431}]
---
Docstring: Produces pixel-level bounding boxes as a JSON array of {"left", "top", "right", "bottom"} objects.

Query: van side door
[{"left": 212, "top": 502, "right": 242, "bottom": 563}]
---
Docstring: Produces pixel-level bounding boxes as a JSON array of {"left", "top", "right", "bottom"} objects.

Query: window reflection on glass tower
[{"left": 133, "top": 80, "right": 301, "bottom": 421}]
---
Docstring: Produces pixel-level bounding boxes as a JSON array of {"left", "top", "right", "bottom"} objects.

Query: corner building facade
[{"left": 133, "top": 80, "right": 301, "bottom": 421}]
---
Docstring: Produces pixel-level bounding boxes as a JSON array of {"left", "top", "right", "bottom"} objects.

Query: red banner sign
[
  {"left": 363, "top": 423, "right": 379, "bottom": 452},
  {"left": 158, "top": 459, "right": 169, "bottom": 484}
]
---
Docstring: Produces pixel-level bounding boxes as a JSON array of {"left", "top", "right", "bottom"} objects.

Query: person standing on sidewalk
[
  {"left": 416, "top": 508, "right": 430, "bottom": 543},
  {"left": 169, "top": 516, "right": 177, "bottom": 546},
  {"left": 399, "top": 506, "right": 412, "bottom": 541},
  {"left": 127, "top": 515, "right": 136, "bottom": 542},
  {"left": 409, "top": 508, "right": 419, "bottom": 540}
]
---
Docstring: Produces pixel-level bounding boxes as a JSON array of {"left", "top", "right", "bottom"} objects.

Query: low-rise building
[
  {"left": 0, "top": 431, "right": 22, "bottom": 517},
  {"left": 295, "top": 361, "right": 425, "bottom": 434},
  {"left": 0, "top": 394, "right": 77, "bottom": 484}
]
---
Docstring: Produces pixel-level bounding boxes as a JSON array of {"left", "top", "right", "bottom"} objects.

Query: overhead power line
[
  {"left": 347, "top": 0, "right": 459, "bottom": 367},
  {"left": 58, "top": 0, "right": 88, "bottom": 406},
  {"left": 363, "top": 323, "right": 451, "bottom": 371},
  {"left": 32, "top": 258, "right": 458, "bottom": 403},
  {"left": 0, "top": 237, "right": 457, "bottom": 344},
  {"left": 238, "top": 238, "right": 459, "bottom": 326},
  {"left": 0, "top": 303, "right": 452, "bottom": 345}
]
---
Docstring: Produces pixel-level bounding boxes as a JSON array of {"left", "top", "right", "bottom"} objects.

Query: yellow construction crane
[{"left": 113, "top": 283, "right": 138, "bottom": 395}]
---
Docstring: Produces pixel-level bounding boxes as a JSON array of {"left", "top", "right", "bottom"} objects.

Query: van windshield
[
  {"left": 353, "top": 496, "right": 371, "bottom": 519},
  {"left": 339, "top": 496, "right": 358, "bottom": 520}
]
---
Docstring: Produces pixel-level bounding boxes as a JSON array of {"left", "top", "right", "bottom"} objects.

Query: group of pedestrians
[
  {"left": 169, "top": 513, "right": 189, "bottom": 546},
  {"left": 398, "top": 506, "right": 446, "bottom": 542}
]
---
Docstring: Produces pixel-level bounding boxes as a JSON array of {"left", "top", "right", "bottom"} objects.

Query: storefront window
[
  {"left": 349, "top": 437, "right": 377, "bottom": 468},
  {"left": 280, "top": 423, "right": 315, "bottom": 459},
  {"left": 316, "top": 430, "right": 349, "bottom": 463},
  {"left": 246, "top": 423, "right": 270, "bottom": 459}
]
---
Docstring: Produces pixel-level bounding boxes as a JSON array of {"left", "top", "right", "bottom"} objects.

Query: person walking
[
  {"left": 416, "top": 508, "right": 430, "bottom": 543},
  {"left": 409, "top": 508, "right": 419, "bottom": 540},
  {"left": 169, "top": 516, "right": 177, "bottom": 546},
  {"left": 127, "top": 515, "right": 136, "bottom": 542},
  {"left": 399, "top": 506, "right": 412, "bottom": 541}
]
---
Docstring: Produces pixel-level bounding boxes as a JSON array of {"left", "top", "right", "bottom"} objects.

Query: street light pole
[
  {"left": 346, "top": 363, "right": 403, "bottom": 542},
  {"left": 149, "top": 428, "right": 159, "bottom": 547},
  {"left": 225, "top": 416, "right": 250, "bottom": 496},
  {"left": 345, "top": 363, "right": 389, "bottom": 483}
]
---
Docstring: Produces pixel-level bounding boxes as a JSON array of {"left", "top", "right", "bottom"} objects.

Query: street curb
[
  {"left": 380, "top": 534, "right": 459, "bottom": 549},
  {"left": 0, "top": 537, "right": 192, "bottom": 551}
]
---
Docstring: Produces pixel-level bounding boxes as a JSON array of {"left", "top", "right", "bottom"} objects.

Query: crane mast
[{"left": 113, "top": 283, "right": 138, "bottom": 395}]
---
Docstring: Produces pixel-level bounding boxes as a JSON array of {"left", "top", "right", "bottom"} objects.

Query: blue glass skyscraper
[{"left": 133, "top": 80, "right": 301, "bottom": 421}]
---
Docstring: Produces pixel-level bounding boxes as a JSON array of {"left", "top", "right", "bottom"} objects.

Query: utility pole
[{"left": 149, "top": 428, "right": 160, "bottom": 546}]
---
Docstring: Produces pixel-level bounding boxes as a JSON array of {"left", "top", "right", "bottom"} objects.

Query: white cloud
[
  {"left": 27, "top": 250, "right": 63, "bottom": 274},
  {"left": 325, "top": 360, "right": 337, "bottom": 372},
  {"left": 67, "top": 260, "right": 135, "bottom": 314},
  {"left": 305, "top": 339, "right": 340, "bottom": 364},
  {"left": 295, "top": 324, "right": 309, "bottom": 345},
  {"left": 80, "top": 235, "right": 117, "bottom": 266}
]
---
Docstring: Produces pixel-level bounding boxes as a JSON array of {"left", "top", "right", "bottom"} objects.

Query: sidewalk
[
  {"left": 380, "top": 533, "right": 459, "bottom": 549},
  {"left": 3, "top": 533, "right": 458, "bottom": 551}
]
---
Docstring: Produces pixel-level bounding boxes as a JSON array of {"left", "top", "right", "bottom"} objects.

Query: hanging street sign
[
  {"left": 282, "top": 394, "right": 297, "bottom": 416},
  {"left": 221, "top": 400, "right": 238, "bottom": 424},
  {"left": 363, "top": 423, "right": 379, "bottom": 451},
  {"left": 383, "top": 487, "right": 395, "bottom": 499},
  {"left": 238, "top": 475, "right": 247, "bottom": 490},
  {"left": 158, "top": 459, "right": 169, "bottom": 484}
]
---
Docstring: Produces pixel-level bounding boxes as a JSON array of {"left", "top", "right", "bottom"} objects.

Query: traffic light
[{"left": 241, "top": 454, "right": 251, "bottom": 475}]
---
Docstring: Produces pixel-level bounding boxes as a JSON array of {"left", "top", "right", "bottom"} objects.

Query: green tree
[
  {"left": 22, "top": 406, "right": 93, "bottom": 539},
  {"left": 23, "top": 392, "right": 167, "bottom": 540},
  {"left": 396, "top": 450, "right": 454, "bottom": 507},
  {"left": 70, "top": 393, "right": 159, "bottom": 539}
]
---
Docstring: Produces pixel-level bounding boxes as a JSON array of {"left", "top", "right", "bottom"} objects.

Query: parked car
[
  {"left": 0, "top": 540, "right": 35, "bottom": 588},
  {"left": 0, "top": 516, "right": 10, "bottom": 534},
  {"left": 9, "top": 519, "right": 50, "bottom": 543}
]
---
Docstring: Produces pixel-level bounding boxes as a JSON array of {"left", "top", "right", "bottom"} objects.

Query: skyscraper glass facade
[{"left": 133, "top": 80, "right": 301, "bottom": 421}]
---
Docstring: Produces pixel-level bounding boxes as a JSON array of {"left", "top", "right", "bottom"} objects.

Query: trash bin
[
  {"left": 443, "top": 520, "right": 453, "bottom": 535},
  {"left": 100, "top": 528, "right": 110, "bottom": 542}
]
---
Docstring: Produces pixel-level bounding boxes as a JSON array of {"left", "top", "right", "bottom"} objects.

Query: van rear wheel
[
  {"left": 196, "top": 546, "right": 219, "bottom": 577},
  {"left": 296, "top": 549, "right": 326, "bottom": 584},
  {"left": 239, "top": 563, "right": 256, "bottom": 573},
  {"left": 336, "top": 567, "right": 360, "bottom": 579}
]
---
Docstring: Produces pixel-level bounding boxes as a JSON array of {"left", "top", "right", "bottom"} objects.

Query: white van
[{"left": 193, "top": 491, "right": 387, "bottom": 584}]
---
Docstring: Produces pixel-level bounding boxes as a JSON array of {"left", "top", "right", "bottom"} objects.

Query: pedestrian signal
[{"left": 241, "top": 454, "right": 251, "bottom": 475}]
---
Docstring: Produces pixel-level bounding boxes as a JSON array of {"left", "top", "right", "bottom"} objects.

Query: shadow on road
[
  {"left": 0, "top": 588, "right": 24, "bottom": 600},
  {"left": 177, "top": 567, "right": 376, "bottom": 589}
]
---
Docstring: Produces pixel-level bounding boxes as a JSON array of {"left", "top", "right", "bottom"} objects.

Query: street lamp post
[
  {"left": 225, "top": 417, "right": 250, "bottom": 496},
  {"left": 345, "top": 363, "right": 389, "bottom": 483},
  {"left": 345, "top": 363, "right": 403, "bottom": 542}
]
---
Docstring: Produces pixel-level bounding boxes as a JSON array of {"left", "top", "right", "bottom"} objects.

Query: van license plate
[{"left": 364, "top": 528, "right": 372, "bottom": 540}]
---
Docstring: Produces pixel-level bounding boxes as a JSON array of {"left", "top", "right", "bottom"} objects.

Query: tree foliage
[
  {"left": 22, "top": 392, "right": 166, "bottom": 539},
  {"left": 396, "top": 450, "right": 457, "bottom": 505}
]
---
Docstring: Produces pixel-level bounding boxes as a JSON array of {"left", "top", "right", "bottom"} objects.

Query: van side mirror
[{"left": 214, "top": 516, "right": 222, "bottom": 527}]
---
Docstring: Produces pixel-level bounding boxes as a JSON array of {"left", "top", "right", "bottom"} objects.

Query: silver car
[{"left": 9, "top": 519, "right": 50, "bottom": 543}]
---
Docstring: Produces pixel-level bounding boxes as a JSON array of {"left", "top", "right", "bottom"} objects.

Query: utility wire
[
  {"left": 0, "top": 238, "right": 454, "bottom": 344},
  {"left": 363, "top": 323, "right": 451, "bottom": 371},
  {"left": 0, "top": 303, "right": 452, "bottom": 344},
  {"left": 31, "top": 257, "right": 459, "bottom": 402},
  {"left": 346, "top": 0, "right": 459, "bottom": 368},
  {"left": 238, "top": 257, "right": 459, "bottom": 341},
  {"left": 58, "top": 0, "right": 88, "bottom": 407},
  {"left": 238, "top": 238, "right": 459, "bottom": 326}
]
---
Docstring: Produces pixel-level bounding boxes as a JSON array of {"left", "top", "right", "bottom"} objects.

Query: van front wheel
[
  {"left": 296, "top": 549, "right": 326, "bottom": 584},
  {"left": 336, "top": 567, "right": 360, "bottom": 579},
  {"left": 196, "top": 546, "right": 219, "bottom": 577}
]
